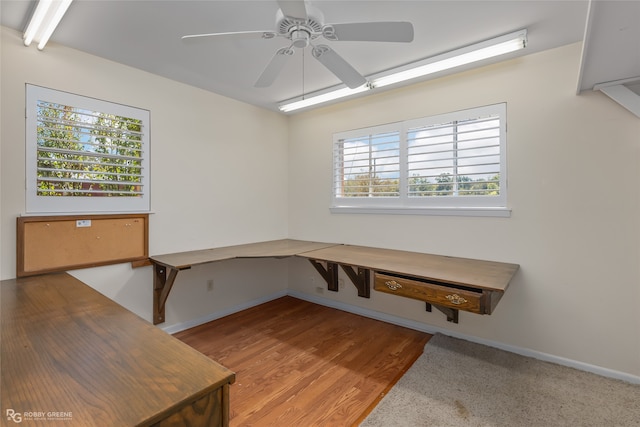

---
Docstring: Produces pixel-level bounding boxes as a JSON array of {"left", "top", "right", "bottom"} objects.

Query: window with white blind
[
  {"left": 26, "top": 85, "right": 150, "bottom": 214},
  {"left": 332, "top": 103, "right": 508, "bottom": 216},
  {"left": 333, "top": 123, "right": 402, "bottom": 199}
]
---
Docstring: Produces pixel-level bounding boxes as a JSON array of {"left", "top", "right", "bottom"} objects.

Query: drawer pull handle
[
  {"left": 446, "top": 294, "right": 467, "bottom": 305},
  {"left": 385, "top": 280, "right": 402, "bottom": 291}
]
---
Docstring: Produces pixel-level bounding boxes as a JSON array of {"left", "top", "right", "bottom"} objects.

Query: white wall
[
  {"left": 287, "top": 42, "right": 640, "bottom": 378},
  {"left": 0, "top": 26, "right": 290, "bottom": 327},
  {"left": 2, "top": 25, "right": 639, "bottom": 380}
]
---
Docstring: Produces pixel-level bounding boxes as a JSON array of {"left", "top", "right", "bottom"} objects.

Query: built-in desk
[
  {"left": 150, "top": 239, "right": 519, "bottom": 325},
  {"left": 150, "top": 239, "right": 338, "bottom": 324},
  {"left": 1, "top": 273, "right": 235, "bottom": 426},
  {"left": 297, "top": 244, "right": 519, "bottom": 323}
]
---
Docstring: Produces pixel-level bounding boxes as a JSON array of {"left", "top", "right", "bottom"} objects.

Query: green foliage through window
[{"left": 36, "top": 101, "right": 144, "bottom": 197}]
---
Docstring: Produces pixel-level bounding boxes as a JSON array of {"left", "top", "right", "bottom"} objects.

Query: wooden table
[
  {"left": 150, "top": 239, "right": 519, "bottom": 325},
  {"left": 1, "top": 273, "right": 235, "bottom": 426}
]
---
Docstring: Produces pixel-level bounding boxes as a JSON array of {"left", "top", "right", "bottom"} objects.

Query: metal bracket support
[{"left": 426, "top": 302, "right": 459, "bottom": 323}]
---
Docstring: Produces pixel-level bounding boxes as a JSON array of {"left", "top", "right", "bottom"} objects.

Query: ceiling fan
[{"left": 182, "top": 0, "right": 414, "bottom": 89}]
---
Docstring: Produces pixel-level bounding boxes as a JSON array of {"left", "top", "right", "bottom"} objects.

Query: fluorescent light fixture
[
  {"left": 278, "top": 85, "right": 371, "bottom": 113},
  {"left": 372, "top": 30, "right": 527, "bottom": 88},
  {"left": 279, "top": 29, "right": 527, "bottom": 113},
  {"left": 23, "top": 0, "right": 73, "bottom": 50}
]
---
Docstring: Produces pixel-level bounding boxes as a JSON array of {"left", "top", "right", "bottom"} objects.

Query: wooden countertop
[
  {"left": 298, "top": 244, "right": 519, "bottom": 292},
  {"left": 1, "top": 273, "right": 235, "bottom": 426},
  {"left": 150, "top": 239, "right": 338, "bottom": 270}
]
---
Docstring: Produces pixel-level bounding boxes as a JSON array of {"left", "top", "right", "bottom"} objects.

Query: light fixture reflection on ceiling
[
  {"left": 279, "top": 29, "right": 527, "bottom": 113},
  {"left": 23, "top": 0, "right": 73, "bottom": 50}
]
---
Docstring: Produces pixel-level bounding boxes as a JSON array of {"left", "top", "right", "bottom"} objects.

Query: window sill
[{"left": 329, "top": 206, "right": 511, "bottom": 217}]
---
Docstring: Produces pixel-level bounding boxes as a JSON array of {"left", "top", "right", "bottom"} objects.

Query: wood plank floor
[{"left": 174, "top": 296, "right": 431, "bottom": 426}]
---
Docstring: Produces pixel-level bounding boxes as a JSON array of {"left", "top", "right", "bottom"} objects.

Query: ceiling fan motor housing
[{"left": 275, "top": 7, "right": 324, "bottom": 47}]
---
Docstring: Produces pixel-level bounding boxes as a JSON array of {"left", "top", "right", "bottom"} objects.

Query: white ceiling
[{"left": 1, "top": 1, "right": 638, "bottom": 114}]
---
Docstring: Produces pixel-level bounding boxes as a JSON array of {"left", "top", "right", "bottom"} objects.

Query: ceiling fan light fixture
[
  {"left": 23, "top": 0, "right": 73, "bottom": 50},
  {"left": 291, "top": 29, "right": 311, "bottom": 48}
]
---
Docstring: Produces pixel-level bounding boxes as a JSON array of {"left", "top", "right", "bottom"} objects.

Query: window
[
  {"left": 332, "top": 103, "right": 508, "bottom": 216},
  {"left": 26, "top": 85, "right": 150, "bottom": 214}
]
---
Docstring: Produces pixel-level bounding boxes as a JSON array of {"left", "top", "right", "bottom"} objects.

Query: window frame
[
  {"left": 331, "top": 103, "right": 510, "bottom": 217},
  {"left": 25, "top": 84, "right": 150, "bottom": 214}
]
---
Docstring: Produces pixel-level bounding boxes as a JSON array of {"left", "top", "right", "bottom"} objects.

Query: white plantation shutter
[
  {"left": 334, "top": 124, "right": 401, "bottom": 199},
  {"left": 333, "top": 104, "right": 507, "bottom": 213},
  {"left": 406, "top": 105, "right": 504, "bottom": 201},
  {"left": 26, "top": 85, "right": 150, "bottom": 213}
]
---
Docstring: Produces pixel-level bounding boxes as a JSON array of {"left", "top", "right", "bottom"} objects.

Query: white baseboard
[{"left": 161, "top": 289, "right": 640, "bottom": 385}]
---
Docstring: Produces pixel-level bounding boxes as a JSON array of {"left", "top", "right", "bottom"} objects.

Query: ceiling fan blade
[
  {"left": 324, "top": 22, "right": 414, "bottom": 42},
  {"left": 277, "top": 0, "right": 307, "bottom": 20},
  {"left": 312, "top": 45, "right": 367, "bottom": 89},
  {"left": 182, "top": 30, "right": 276, "bottom": 41},
  {"left": 255, "top": 47, "right": 295, "bottom": 88}
]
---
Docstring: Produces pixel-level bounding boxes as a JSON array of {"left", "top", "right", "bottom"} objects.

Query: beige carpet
[{"left": 361, "top": 334, "right": 640, "bottom": 426}]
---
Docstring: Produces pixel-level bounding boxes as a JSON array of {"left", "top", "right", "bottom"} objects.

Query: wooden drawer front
[{"left": 374, "top": 273, "right": 483, "bottom": 314}]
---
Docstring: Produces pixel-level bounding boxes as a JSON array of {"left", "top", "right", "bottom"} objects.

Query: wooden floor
[{"left": 174, "top": 296, "right": 431, "bottom": 427}]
